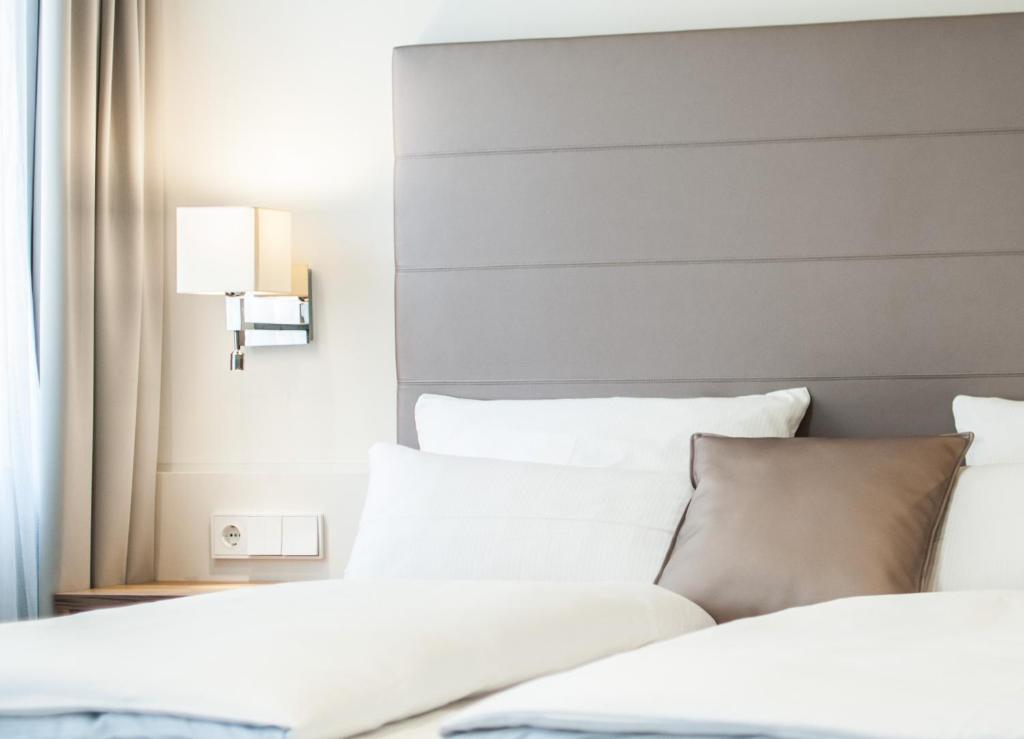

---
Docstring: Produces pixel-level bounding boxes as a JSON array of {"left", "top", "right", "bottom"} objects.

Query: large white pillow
[
  {"left": 344, "top": 443, "right": 689, "bottom": 582},
  {"left": 953, "top": 394, "right": 1024, "bottom": 465},
  {"left": 415, "top": 388, "right": 810, "bottom": 472},
  {"left": 930, "top": 463, "right": 1024, "bottom": 591}
]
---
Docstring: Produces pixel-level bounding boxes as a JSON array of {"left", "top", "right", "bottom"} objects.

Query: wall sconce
[{"left": 176, "top": 206, "right": 313, "bottom": 370}]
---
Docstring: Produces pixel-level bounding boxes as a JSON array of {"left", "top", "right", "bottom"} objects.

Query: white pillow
[
  {"left": 930, "top": 463, "right": 1024, "bottom": 591},
  {"left": 953, "top": 395, "right": 1024, "bottom": 465},
  {"left": 344, "top": 443, "right": 689, "bottom": 582},
  {"left": 415, "top": 388, "right": 810, "bottom": 472}
]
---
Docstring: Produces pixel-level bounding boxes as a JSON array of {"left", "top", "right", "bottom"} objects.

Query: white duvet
[
  {"left": 0, "top": 579, "right": 712, "bottom": 739},
  {"left": 445, "top": 590, "right": 1024, "bottom": 739}
]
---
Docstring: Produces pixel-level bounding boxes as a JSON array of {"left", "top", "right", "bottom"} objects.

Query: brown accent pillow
[{"left": 658, "top": 433, "right": 972, "bottom": 623}]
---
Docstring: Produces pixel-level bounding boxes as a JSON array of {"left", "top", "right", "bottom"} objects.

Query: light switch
[
  {"left": 282, "top": 515, "right": 320, "bottom": 557},
  {"left": 210, "top": 513, "right": 320, "bottom": 559},
  {"left": 246, "top": 515, "right": 282, "bottom": 556}
]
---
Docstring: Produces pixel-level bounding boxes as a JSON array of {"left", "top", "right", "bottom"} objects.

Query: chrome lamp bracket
[{"left": 224, "top": 268, "right": 313, "bottom": 371}]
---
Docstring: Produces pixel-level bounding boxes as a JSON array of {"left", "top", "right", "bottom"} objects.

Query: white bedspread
[
  {"left": 0, "top": 579, "right": 712, "bottom": 739},
  {"left": 445, "top": 590, "right": 1024, "bottom": 739}
]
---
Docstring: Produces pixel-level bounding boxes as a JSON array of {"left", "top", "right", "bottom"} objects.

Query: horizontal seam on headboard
[
  {"left": 396, "top": 126, "right": 1024, "bottom": 160},
  {"left": 396, "top": 249, "right": 1024, "bottom": 274},
  {"left": 397, "top": 372, "right": 1024, "bottom": 386}
]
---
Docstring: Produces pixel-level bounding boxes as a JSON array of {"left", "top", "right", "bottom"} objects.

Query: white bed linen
[
  {"left": 345, "top": 444, "right": 688, "bottom": 582},
  {"left": 0, "top": 579, "right": 711, "bottom": 739},
  {"left": 415, "top": 389, "right": 810, "bottom": 472},
  {"left": 445, "top": 590, "right": 1024, "bottom": 739},
  {"left": 930, "top": 464, "right": 1024, "bottom": 591},
  {"left": 953, "top": 394, "right": 1024, "bottom": 465}
]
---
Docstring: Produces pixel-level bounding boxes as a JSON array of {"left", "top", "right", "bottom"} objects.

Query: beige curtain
[{"left": 49, "top": 0, "right": 162, "bottom": 592}]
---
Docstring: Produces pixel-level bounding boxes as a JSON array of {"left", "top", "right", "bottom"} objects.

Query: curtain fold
[
  {"left": 36, "top": 0, "right": 162, "bottom": 601},
  {"left": 89, "top": 0, "right": 161, "bottom": 587},
  {"left": 0, "top": 0, "right": 42, "bottom": 622}
]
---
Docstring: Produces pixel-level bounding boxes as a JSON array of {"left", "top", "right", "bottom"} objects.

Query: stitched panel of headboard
[{"left": 393, "top": 13, "right": 1024, "bottom": 445}]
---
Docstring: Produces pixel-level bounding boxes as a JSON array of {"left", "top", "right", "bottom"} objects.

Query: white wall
[{"left": 155, "top": 0, "right": 1024, "bottom": 581}]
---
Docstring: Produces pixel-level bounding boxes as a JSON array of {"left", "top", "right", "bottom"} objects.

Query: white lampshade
[{"left": 176, "top": 206, "right": 293, "bottom": 295}]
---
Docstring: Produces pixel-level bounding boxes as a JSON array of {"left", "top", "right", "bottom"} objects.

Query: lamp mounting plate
[{"left": 224, "top": 268, "right": 313, "bottom": 348}]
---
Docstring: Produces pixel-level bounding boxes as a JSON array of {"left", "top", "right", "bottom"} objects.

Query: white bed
[
  {"left": 443, "top": 590, "right": 1024, "bottom": 739},
  {"left": 0, "top": 579, "right": 712, "bottom": 739}
]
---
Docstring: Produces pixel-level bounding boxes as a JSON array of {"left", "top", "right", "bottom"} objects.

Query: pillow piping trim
[{"left": 918, "top": 431, "right": 974, "bottom": 590}]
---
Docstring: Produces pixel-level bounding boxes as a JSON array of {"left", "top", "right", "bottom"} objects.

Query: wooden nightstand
[{"left": 53, "top": 581, "right": 267, "bottom": 615}]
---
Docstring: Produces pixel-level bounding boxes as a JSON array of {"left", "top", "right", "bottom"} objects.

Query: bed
[
  {"left": 443, "top": 590, "right": 1024, "bottom": 739},
  {"left": 2, "top": 10, "right": 1024, "bottom": 739},
  {"left": 0, "top": 580, "right": 713, "bottom": 738}
]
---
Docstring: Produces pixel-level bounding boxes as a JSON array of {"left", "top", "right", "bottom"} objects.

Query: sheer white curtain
[{"left": 0, "top": 0, "right": 41, "bottom": 621}]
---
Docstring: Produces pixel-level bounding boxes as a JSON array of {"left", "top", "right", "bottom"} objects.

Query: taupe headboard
[{"left": 393, "top": 13, "right": 1024, "bottom": 446}]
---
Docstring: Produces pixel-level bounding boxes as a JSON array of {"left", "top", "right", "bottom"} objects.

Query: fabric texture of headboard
[{"left": 393, "top": 13, "right": 1024, "bottom": 446}]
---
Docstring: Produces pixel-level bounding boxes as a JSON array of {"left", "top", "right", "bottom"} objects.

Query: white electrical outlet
[
  {"left": 211, "top": 514, "right": 322, "bottom": 560},
  {"left": 222, "top": 524, "right": 242, "bottom": 547},
  {"left": 211, "top": 515, "right": 249, "bottom": 558}
]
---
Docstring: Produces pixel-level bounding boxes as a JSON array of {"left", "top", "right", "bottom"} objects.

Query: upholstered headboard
[{"left": 393, "top": 13, "right": 1024, "bottom": 446}]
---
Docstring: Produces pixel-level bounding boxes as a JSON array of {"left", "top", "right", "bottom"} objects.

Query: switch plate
[
  {"left": 282, "top": 515, "right": 320, "bottom": 557},
  {"left": 246, "top": 515, "right": 282, "bottom": 556},
  {"left": 211, "top": 514, "right": 322, "bottom": 560}
]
